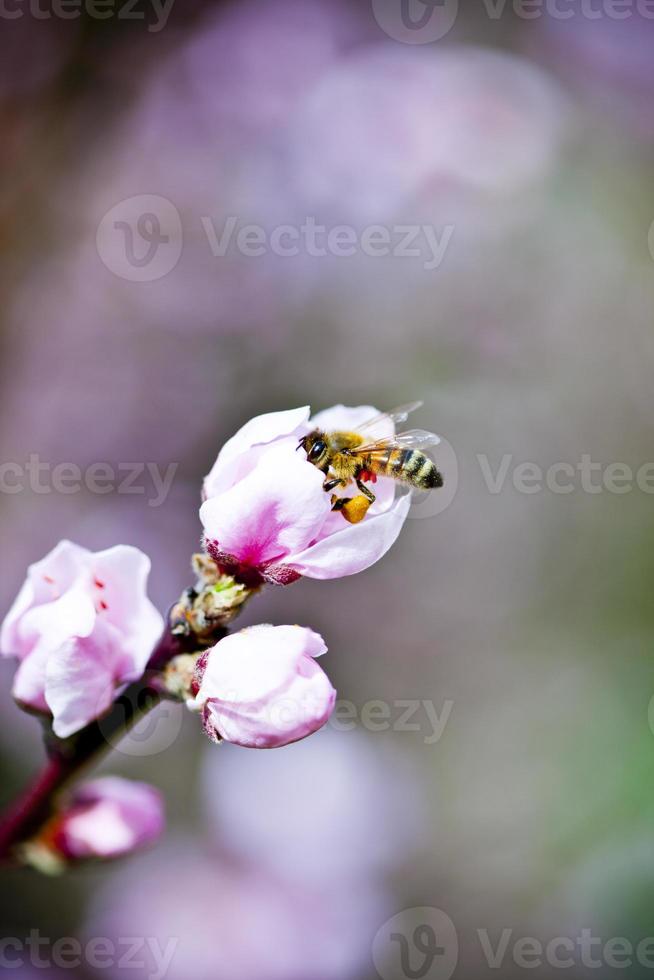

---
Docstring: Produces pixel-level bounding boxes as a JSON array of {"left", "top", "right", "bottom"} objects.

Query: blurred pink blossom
[
  {"left": 289, "top": 44, "right": 568, "bottom": 223},
  {"left": 86, "top": 840, "right": 387, "bottom": 980},
  {"left": 50, "top": 776, "right": 164, "bottom": 861},
  {"left": 55, "top": 1, "right": 369, "bottom": 343},
  {"left": 1, "top": 250, "right": 237, "bottom": 467},
  {"left": 202, "top": 727, "right": 425, "bottom": 885},
  {"left": 191, "top": 625, "right": 335, "bottom": 749},
  {"left": 0, "top": 540, "right": 162, "bottom": 737},
  {"left": 174, "top": 0, "right": 369, "bottom": 142},
  {"left": 201, "top": 405, "right": 410, "bottom": 582}
]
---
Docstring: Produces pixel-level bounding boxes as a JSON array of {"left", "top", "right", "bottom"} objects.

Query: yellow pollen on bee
[{"left": 340, "top": 495, "right": 372, "bottom": 525}]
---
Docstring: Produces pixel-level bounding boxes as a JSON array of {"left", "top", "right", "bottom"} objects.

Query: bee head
[{"left": 298, "top": 430, "right": 328, "bottom": 466}]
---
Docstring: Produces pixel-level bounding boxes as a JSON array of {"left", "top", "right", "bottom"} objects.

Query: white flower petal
[
  {"left": 205, "top": 406, "right": 310, "bottom": 498},
  {"left": 285, "top": 493, "right": 411, "bottom": 579}
]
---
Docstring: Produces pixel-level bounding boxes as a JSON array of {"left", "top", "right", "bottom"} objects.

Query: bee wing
[
  {"left": 349, "top": 429, "right": 441, "bottom": 454},
  {"left": 357, "top": 401, "right": 424, "bottom": 433},
  {"left": 394, "top": 428, "right": 441, "bottom": 449}
]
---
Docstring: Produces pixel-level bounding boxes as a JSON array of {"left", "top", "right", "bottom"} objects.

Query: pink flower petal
[
  {"left": 45, "top": 630, "right": 123, "bottom": 738},
  {"left": 285, "top": 493, "right": 411, "bottom": 579},
  {"left": 200, "top": 444, "right": 330, "bottom": 567},
  {"left": 15, "top": 586, "right": 97, "bottom": 658},
  {"left": 26, "top": 539, "right": 91, "bottom": 603},
  {"left": 10, "top": 587, "right": 97, "bottom": 711},
  {"left": 310, "top": 404, "right": 393, "bottom": 441},
  {"left": 12, "top": 642, "right": 50, "bottom": 711},
  {"left": 0, "top": 578, "right": 34, "bottom": 657},
  {"left": 206, "top": 657, "right": 335, "bottom": 749},
  {"left": 196, "top": 624, "right": 324, "bottom": 703},
  {"left": 205, "top": 406, "right": 310, "bottom": 498},
  {"left": 91, "top": 546, "right": 163, "bottom": 677},
  {"left": 1, "top": 539, "right": 91, "bottom": 657}
]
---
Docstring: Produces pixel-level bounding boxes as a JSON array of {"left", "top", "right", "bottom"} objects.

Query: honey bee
[{"left": 298, "top": 401, "right": 443, "bottom": 524}]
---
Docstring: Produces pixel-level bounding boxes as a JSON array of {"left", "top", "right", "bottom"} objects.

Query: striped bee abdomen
[{"left": 372, "top": 448, "right": 443, "bottom": 489}]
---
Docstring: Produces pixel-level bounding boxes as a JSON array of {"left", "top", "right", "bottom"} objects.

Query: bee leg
[
  {"left": 330, "top": 495, "right": 348, "bottom": 511},
  {"left": 330, "top": 484, "right": 373, "bottom": 524},
  {"left": 327, "top": 477, "right": 368, "bottom": 522},
  {"left": 355, "top": 480, "right": 376, "bottom": 505}
]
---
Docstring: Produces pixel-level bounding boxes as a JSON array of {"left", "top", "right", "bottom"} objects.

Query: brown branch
[
  {"left": 0, "top": 557, "right": 247, "bottom": 865},
  {"left": 0, "top": 629, "right": 181, "bottom": 863}
]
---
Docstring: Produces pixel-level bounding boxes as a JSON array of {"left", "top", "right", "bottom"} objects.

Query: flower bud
[
  {"left": 191, "top": 624, "right": 336, "bottom": 749},
  {"left": 22, "top": 777, "right": 164, "bottom": 873}
]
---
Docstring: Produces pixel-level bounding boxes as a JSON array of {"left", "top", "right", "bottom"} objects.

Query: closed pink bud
[
  {"left": 191, "top": 625, "right": 336, "bottom": 749},
  {"left": 50, "top": 777, "right": 164, "bottom": 862}
]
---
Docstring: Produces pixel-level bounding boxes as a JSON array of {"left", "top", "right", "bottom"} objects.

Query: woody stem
[{"left": 0, "top": 628, "right": 181, "bottom": 863}]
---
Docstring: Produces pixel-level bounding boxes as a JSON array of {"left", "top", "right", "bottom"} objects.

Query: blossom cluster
[{"left": 0, "top": 405, "right": 420, "bottom": 866}]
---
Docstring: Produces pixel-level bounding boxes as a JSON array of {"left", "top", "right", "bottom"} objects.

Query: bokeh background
[{"left": 1, "top": 1, "right": 654, "bottom": 978}]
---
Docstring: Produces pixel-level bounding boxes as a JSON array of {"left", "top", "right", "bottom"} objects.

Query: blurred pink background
[{"left": 2, "top": 1, "right": 654, "bottom": 978}]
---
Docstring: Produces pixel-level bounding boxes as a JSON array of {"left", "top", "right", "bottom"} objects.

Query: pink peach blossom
[
  {"left": 200, "top": 405, "right": 411, "bottom": 583},
  {"left": 85, "top": 839, "right": 387, "bottom": 980},
  {"left": 202, "top": 727, "right": 425, "bottom": 885},
  {"left": 53, "top": 776, "right": 164, "bottom": 860},
  {"left": 0, "top": 540, "right": 163, "bottom": 738},
  {"left": 191, "top": 625, "right": 335, "bottom": 749}
]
